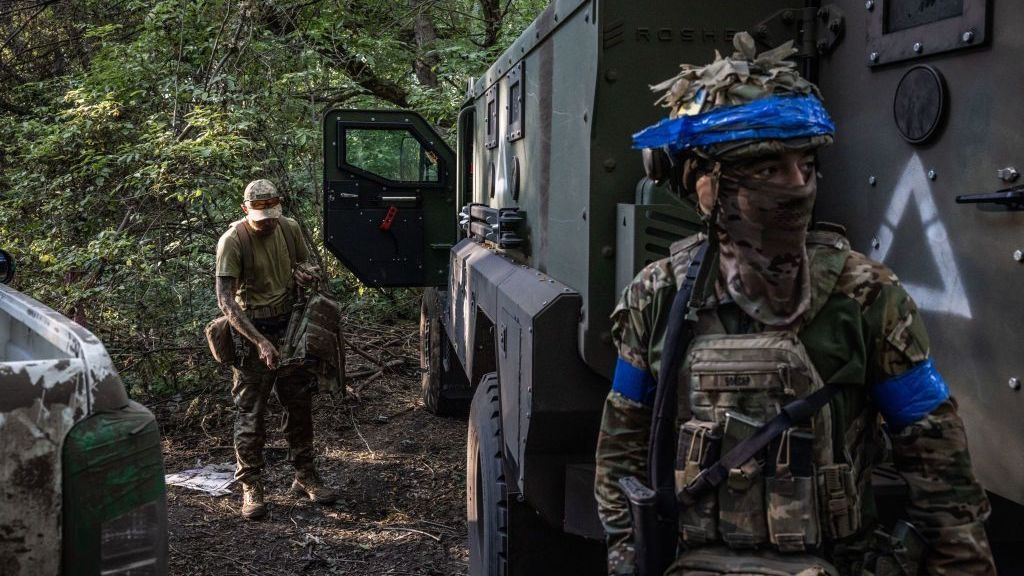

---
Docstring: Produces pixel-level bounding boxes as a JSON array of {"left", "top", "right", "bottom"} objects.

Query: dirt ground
[{"left": 155, "top": 318, "right": 469, "bottom": 576}]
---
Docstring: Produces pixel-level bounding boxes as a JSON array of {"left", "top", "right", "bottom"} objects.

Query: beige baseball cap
[
  {"left": 243, "top": 179, "right": 282, "bottom": 221},
  {"left": 244, "top": 179, "right": 278, "bottom": 201}
]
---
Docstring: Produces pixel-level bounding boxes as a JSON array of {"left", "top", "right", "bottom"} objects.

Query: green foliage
[{"left": 0, "top": 0, "right": 547, "bottom": 397}]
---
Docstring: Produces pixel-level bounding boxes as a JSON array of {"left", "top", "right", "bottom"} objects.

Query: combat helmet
[{"left": 634, "top": 32, "right": 835, "bottom": 187}]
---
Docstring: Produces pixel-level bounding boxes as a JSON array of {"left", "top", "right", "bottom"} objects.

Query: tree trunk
[
  {"left": 478, "top": 0, "right": 502, "bottom": 49},
  {"left": 410, "top": 0, "right": 439, "bottom": 88}
]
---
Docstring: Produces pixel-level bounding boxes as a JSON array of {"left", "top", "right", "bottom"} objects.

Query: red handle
[{"left": 379, "top": 206, "right": 398, "bottom": 231}]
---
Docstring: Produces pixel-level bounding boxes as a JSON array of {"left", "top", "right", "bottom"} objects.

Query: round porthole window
[{"left": 893, "top": 65, "right": 947, "bottom": 145}]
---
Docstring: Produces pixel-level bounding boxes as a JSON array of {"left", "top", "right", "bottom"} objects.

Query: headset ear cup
[{"left": 642, "top": 147, "right": 671, "bottom": 182}]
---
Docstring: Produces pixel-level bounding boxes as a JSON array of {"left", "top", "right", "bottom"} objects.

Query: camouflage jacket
[{"left": 594, "top": 229, "right": 994, "bottom": 575}]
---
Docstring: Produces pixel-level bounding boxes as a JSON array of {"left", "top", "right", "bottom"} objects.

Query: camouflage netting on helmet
[{"left": 650, "top": 31, "right": 833, "bottom": 161}]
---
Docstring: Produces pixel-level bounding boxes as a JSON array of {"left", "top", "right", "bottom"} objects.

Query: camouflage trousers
[{"left": 231, "top": 316, "right": 315, "bottom": 482}]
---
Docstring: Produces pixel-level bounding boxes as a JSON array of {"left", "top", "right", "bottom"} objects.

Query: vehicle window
[{"left": 345, "top": 128, "right": 440, "bottom": 182}]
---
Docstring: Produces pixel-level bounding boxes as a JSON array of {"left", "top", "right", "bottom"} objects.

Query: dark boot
[
  {"left": 290, "top": 470, "right": 339, "bottom": 504},
  {"left": 241, "top": 479, "right": 266, "bottom": 520}
]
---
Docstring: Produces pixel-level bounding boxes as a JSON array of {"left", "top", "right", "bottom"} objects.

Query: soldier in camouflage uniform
[
  {"left": 594, "top": 34, "right": 994, "bottom": 575},
  {"left": 215, "top": 179, "right": 339, "bottom": 520}
]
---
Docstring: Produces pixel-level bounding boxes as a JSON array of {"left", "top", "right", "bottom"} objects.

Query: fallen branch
[
  {"left": 348, "top": 406, "right": 375, "bottom": 458},
  {"left": 347, "top": 341, "right": 383, "bottom": 365},
  {"left": 373, "top": 525, "right": 442, "bottom": 542}
]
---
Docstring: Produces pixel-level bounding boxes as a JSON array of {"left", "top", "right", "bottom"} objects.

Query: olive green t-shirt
[{"left": 215, "top": 216, "right": 309, "bottom": 317}]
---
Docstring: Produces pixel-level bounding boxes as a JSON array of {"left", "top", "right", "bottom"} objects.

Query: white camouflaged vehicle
[{"left": 0, "top": 250, "right": 167, "bottom": 575}]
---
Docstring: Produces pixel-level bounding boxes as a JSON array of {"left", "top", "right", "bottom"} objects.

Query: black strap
[
  {"left": 679, "top": 382, "right": 844, "bottom": 507},
  {"left": 647, "top": 242, "right": 709, "bottom": 526}
]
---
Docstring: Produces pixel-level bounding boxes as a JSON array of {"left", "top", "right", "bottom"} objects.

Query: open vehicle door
[{"left": 323, "top": 110, "right": 457, "bottom": 287}]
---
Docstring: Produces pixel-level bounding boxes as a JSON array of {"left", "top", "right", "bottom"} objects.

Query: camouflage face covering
[{"left": 714, "top": 173, "right": 816, "bottom": 327}]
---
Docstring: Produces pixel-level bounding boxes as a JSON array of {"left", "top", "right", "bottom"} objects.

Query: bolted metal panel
[{"left": 816, "top": 0, "right": 1024, "bottom": 506}]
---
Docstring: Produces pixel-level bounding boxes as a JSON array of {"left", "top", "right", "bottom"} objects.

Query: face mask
[{"left": 713, "top": 174, "right": 816, "bottom": 327}]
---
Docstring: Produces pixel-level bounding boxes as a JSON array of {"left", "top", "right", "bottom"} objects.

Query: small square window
[
  {"left": 507, "top": 62, "right": 524, "bottom": 142},
  {"left": 485, "top": 86, "right": 498, "bottom": 150}
]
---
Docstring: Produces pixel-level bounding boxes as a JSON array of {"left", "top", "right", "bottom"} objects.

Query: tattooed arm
[{"left": 216, "top": 276, "right": 278, "bottom": 369}]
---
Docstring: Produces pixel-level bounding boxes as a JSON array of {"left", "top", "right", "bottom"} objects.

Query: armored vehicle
[
  {"left": 324, "top": 0, "right": 1024, "bottom": 572},
  {"left": 0, "top": 250, "right": 168, "bottom": 575}
]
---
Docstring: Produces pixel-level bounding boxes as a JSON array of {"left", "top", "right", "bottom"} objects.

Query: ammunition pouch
[{"left": 204, "top": 315, "right": 235, "bottom": 365}]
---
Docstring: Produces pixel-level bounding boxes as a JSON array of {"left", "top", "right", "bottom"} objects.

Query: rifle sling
[{"left": 648, "top": 242, "right": 709, "bottom": 515}]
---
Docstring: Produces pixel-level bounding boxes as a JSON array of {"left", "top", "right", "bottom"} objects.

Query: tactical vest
[{"left": 670, "top": 228, "right": 867, "bottom": 574}]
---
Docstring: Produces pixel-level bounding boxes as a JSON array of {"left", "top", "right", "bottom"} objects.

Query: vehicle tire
[
  {"left": 420, "top": 287, "right": 468, "bottom": 416},
  {"left": 467, "top": 374, "right": 507, "bottom": 576}
]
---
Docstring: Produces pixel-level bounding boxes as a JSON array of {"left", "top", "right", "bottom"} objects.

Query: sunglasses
[{"left": 248, "top": 197, "right": 281, "bottom": 210}]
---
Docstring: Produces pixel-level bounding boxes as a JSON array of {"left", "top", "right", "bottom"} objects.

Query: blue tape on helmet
[
  {"left": 872, "top": 358, "right": 950, "bottom": 430},
  {"left": 612, "top": 357, "right": 657, "bottom": 406},
  {"left": 632, "top": 94, "right": 836, "bottom": 154}
]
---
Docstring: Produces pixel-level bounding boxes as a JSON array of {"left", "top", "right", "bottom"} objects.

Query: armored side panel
[
  {"left": 448, "top": 238, "right": 608, "bottom": 536},
  {"left": 467, "top": 0, "right": 804, "bottom": 381},
  {"left": 813, "top": 0, "right": 1024, "bottom": 510},
  {"left": 454, "top": 0, "right": 808, "bottom": 542},
  {"left": 0, "top": 284, "right": 167, "bottom": 575}
]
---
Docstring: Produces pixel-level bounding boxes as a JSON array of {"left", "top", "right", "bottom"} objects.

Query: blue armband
[
  {"left": 872, "top": 358, "right": 949, "bottom": 430},
  {"left": 611, "top": 357, "right": 657, "bottom": 406}
]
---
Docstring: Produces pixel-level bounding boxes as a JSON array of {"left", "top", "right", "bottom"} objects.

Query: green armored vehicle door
[
  {"left": 322, "top": 110, "right": 457, "bottom": 287},
  {"left": 813, "top": 0, "right": 1024, "bottom": 511}
]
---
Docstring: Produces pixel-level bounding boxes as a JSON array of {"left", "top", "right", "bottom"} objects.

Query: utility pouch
[
  {"left": 676, "top": 420, "right": 721, "bottom": 544},
  {"left": 817, "top": 463, "right": 861, "bottom": 540},
  {"left": 204, "top": 315, "right": 235, "bottom": 365},
  {"left": 718, "top": 411, "right": 768, "bottom": 548},
  {"left": 766, "top": 429, "right": 820, "bottom": 552}
]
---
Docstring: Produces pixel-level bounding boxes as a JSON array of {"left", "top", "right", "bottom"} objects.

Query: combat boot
[
  {"left": 240, "top": 479, "right": 266, "bottom": 520},
  {"left": 290, "top": 470, "right": 339, "bottom": 504}
]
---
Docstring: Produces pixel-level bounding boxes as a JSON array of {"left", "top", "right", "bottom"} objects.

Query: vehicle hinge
[{"left": 753, "top": 4, "right": 845, "bottom": 57}]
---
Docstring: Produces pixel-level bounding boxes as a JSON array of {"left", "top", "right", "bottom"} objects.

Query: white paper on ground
[{"left": 165, "top": 463, "right": 236, "bottom": 497}]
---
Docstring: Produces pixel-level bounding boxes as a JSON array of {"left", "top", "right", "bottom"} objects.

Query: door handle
[{"left": 955, "top": 186, "right": 1024, "bottom": 210}]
